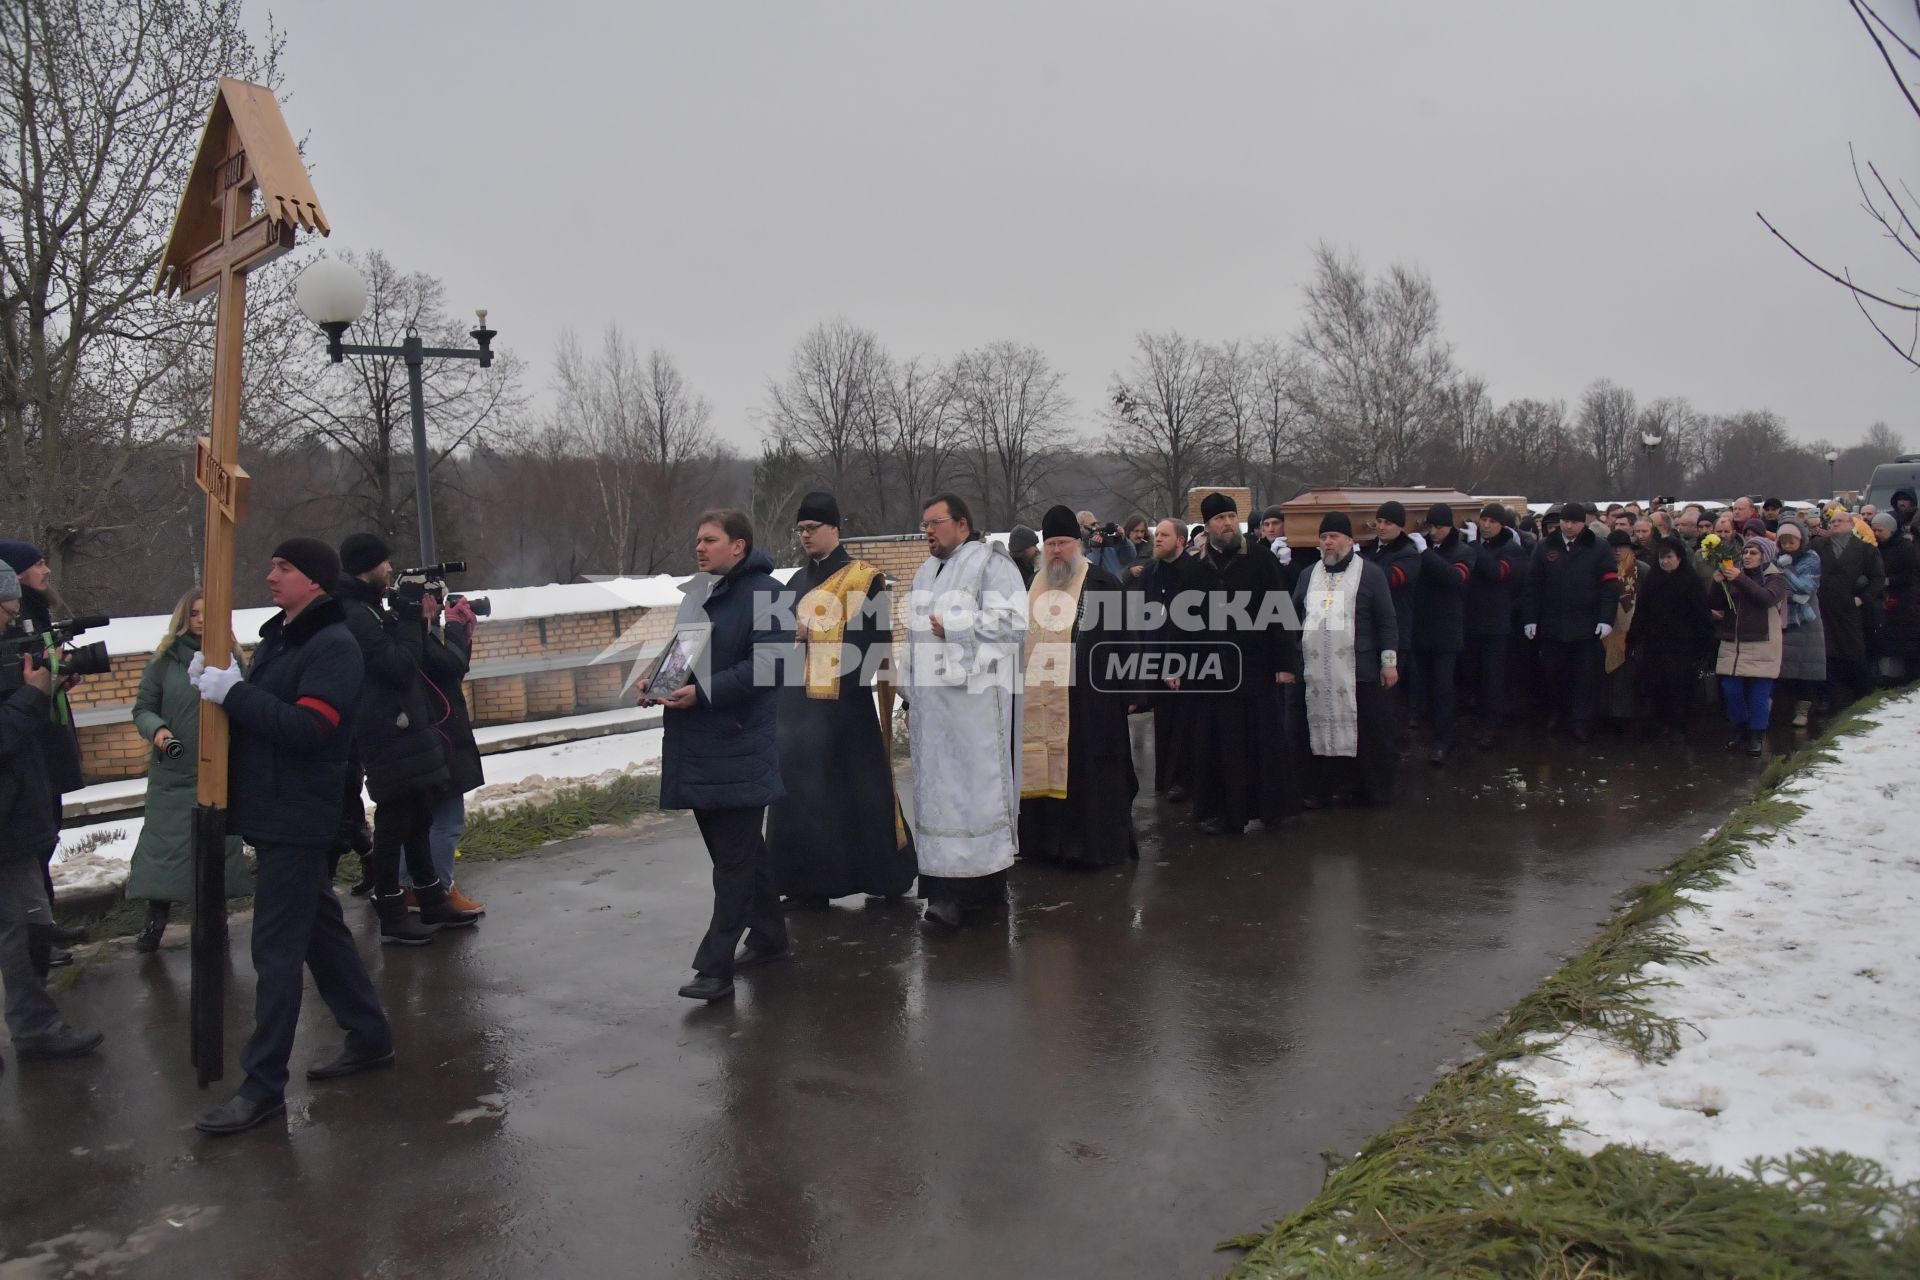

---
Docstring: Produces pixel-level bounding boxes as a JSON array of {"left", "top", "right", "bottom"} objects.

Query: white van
[{"left": 1864, "top": 456, "right": 1920, "bottom": 513}]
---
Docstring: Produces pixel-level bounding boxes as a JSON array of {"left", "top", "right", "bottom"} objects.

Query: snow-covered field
[
  {"left": 1508, "top": 690, "right": 1920, "bottom": 1182},
  {"left": 51, "top": 727, "right": 664, "bottom": 897}
]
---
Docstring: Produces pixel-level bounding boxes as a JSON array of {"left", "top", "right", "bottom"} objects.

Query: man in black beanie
[
  {"left": 1522, "top": 500, "right": 1621, "bottom": 740},
  {"left": 1465, "top": 503, "right": 1529, "bottom": 749},
  {"left": 1007, "top": 525, "right": 1040, "bottom": 587},
  {"left": 191, "top": 537, "right": 393, "bottom": 1135},
  {"left": 1411, "top": 504, "right": 1473, "bottom": 764},
  {"left": 1363, "top": 501, "right": 1421, "bottom": 748},
  {"left": 766, "top": 490, "right": 918, "bottom": 909},
  {"left": 333, "top": 532, "right": 477, "bottom": 945}
]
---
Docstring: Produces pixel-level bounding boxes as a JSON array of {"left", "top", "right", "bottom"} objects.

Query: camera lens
[
  {"left": 467, "top": 596, "right": 492, "bottom": 617},
  {"left": 65, "top": 641, "right": 112, "bottom": 678},
  {"left": 162, "top": 738, "right": 186, "bottom": 760}
]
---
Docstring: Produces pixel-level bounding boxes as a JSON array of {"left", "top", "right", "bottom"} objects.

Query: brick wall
[{"left": 72, "top": 603, "right": 670, "bottom": 785}]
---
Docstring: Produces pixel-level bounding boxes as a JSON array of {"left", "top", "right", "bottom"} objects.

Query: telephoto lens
[
  {"left": 466, "top": 596, "right": 492, "bottom": 617},
  {"left": 61, "top": 641, "right": 113, "bottom": 677}
]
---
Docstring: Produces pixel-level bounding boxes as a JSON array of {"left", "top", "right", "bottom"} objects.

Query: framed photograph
[{"left": 637, "top": 626, "right": 710, "bottom": 700}]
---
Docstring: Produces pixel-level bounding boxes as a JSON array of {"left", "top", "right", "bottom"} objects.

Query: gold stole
[
  {"left": 796, "top": 560, "right": 881, "bottom": 700},
  {"left": 1021, "top": 559, "right": 1088, "bottom": 800}
]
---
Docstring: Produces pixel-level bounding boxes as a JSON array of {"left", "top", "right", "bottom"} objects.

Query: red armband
[{"left": 296, "top": 696, "right": 341, "bottom": 728}]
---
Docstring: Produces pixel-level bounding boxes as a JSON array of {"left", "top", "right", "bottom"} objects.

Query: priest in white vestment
[{"left": 903, "top": 492, "right": 1028, "bottom": 928}]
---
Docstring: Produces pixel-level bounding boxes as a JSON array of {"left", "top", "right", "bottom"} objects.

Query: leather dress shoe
[
  {"left": 306, "top": 1044, "right": 396, "bottom": 1081},
  {"left": 921, "top": 898, "right": 963, "bottom": 929},
  {"left": 733, "top": 944, "right": 790, "bottom": 972},
  {"left": 678, "top": 975, "right": 735, "bottom": 1002},
  {"left": 195, "top": 1092, "right": 286, "bottom": 1137},
  {"left": 12, "top": 1025, "right": 103, "bottom": 1060}
]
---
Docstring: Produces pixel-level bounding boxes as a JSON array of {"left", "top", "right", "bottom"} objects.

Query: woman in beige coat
[{"left": 1706, "top": 535, "right": 1788, "bottom": 757}]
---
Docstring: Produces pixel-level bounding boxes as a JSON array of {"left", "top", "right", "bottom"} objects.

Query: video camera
[
  {"left": 1088, "top": 521, "right": 1121, "bottom": 545},
  {"left": 388, "top": 561, "right": 491, "bottom": 617},
  {"left": 0, "top": 614, "right": 113, "bottom": 677}
]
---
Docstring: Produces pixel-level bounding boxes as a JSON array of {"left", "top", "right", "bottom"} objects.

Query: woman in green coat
[{"left": 126, "top": 589, "right": 253, "bottom": 952}]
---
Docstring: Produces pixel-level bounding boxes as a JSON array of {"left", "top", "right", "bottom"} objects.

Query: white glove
[
  {"left": 1595, "top": 623, "right": 1613, "bottom": 639},
  {"left": 195, "top": 657, "right": 242, "bottom": 705},
  {"left": 1523, "top": 624, "right": 1537, "bottom": 640},
  {"left": 188, "top": 650, "right": 206, "bottom": 683}
]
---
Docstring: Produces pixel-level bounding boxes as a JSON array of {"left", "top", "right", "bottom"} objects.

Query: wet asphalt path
[{"left": 0, "top": 728, "right": 1765, "bottom": 1279}]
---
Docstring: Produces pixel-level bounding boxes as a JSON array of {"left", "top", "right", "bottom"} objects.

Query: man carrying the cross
[{"left": 190, "top": 539, "right": 393, "bottom": 1136}]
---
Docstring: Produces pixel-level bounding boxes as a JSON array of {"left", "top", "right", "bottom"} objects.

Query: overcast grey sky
[{"left": 252, "top": 0, "right": 1917, "bottom": 451}]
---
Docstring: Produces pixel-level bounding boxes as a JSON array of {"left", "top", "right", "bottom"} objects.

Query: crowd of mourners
[{"left": 1, "top": 484, "right": 1915, "bottom": 1137}]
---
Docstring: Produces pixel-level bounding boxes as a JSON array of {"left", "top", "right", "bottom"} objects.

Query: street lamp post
[
  {"left": 1640, "top": 431, "right": 1663, "bottom": 503},
  {"left": 1825, "top": 448, "right": 1840, "bottom": 498},
  {"left": 294, "top": 259, "right": 496, "bottom": 564}
]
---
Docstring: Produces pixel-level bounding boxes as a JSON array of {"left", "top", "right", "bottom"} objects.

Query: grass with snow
[{"left": 1222, "top": 690, "right": 1920, "bottom": 1278}]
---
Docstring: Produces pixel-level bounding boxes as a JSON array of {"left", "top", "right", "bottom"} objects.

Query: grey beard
[
  {"left": 1043, "top": 558, "right": 1075, "bottom": 588},
  {"left": 1321, "top": 548, "right": 1341, "bottom": 565}
]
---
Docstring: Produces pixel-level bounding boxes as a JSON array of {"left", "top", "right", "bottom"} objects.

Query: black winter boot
[
  {"left": 414, "top": 882, "right": 480, "bottom": 929},
  {"left": 135, "top": 901, "right": 170, "bottom": 954},
  {"left": 374, "top": 892, "right": 440, "bottom": 946}
]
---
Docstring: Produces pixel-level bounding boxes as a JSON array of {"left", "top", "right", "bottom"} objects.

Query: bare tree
[
  {"left": 867, "top": 353, "right": 958, "bottom": 524},
  {"left": 1757, "top": 1, "right": 1920, "bottom": 370},
  {"left": 550, "top": 324, "right": 722, "bottom": 575},
  {"left": 950, "top": 340, "right": 1076, "bottom": 528},
  {"left": 1250, "top": 339, "right": 1307, "bottom": 501},
  {"left": 0, "top": 0, "right": 283, "bottom": 590},
  {"left": 1105, "top": 331, "right": 1226, "bottom": 516},
  {"left": 1290, "top": 244, "right": 1455, "bottom": 484},
  {"left": 263, "top": 250, "right": 525, "bottom": 557},
  {"left": 763, "top": 318, "right": 883, "bottom": 509},
  {"left": 1636, "top": 396, "right": 1704, "bottom": 495},
  {"left": 1575, "top": 379, "right": 1638, "bottom": 495},
  {"left": 1479, "top": 397, "right": 1574, "bottom": 497}
]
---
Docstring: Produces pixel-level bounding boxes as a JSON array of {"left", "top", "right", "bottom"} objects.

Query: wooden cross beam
[{"left": 157, "top": 79, "right": 328, "bottom": 1087}]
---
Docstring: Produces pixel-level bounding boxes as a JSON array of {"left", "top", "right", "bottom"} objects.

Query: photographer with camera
[
  {"left": 334, "top": 533, "right": 479, "bottom": 945},
  {"left": 1078, "top": 510, "right": 1137, "bottom": 581},
  {"left": 0, "top": 541, "right": 89, "bottom": 958},
  {"left": 403, "top": 588, "right": 487, "bottom": 916},
  {"left": 125, "top": 589, "right": 253, "bottom": 953},
  {"left": 0, "top": 559, "right": 103, "bottom": 1068}
]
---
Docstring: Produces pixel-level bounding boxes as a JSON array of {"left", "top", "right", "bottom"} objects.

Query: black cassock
[
  {"left": 767, "top": 545, "right": 917, "bottom": 900},
  {"left": 1190, "top": 541, "right": 1303, "bottom": 832},
  {"left": 1018, "top": 564, "right": 1141, "bottom": 867}
]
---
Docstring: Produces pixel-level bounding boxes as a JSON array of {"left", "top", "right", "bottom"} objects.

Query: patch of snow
[{"left": 1506, "top": 690, "right": 1920, "bottom": 1182}]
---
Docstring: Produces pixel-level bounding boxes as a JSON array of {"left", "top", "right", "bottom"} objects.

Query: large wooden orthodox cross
[{"left": 156, "top": 78, "right": 328, "bottom": 1086}]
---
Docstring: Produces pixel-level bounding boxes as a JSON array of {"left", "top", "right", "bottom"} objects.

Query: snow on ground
[
  {"left": 1507, "top": 689, "right": 1920, "bottom": 1182},
  {"left": 52, "top": 728, "right": 664, "bottom": 896}
]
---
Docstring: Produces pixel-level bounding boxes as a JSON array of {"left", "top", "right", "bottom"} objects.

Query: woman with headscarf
[
  {"left": 1706, "top": 534, "right": 1789, "bottom": 756},
  {"left": 1634, "top": 536, "right": 1715, "bottom": 739},
  {"left": 1601, "top": 529, "right": 1644, "bottom": 722},
  {"left": 1771, "top": 521, "right": 1826, "bottom": 727},
  {"left": 126, "top": 589, "right": 254, "bottom": 952}
]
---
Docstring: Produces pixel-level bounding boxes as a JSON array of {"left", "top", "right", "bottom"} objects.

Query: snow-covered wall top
[{"left": 88, "top": 568, "right": 799, "bottom": 658}]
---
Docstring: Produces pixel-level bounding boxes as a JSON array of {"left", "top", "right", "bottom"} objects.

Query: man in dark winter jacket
[
  {"left": 412, "top": 591, "right": 487, "bottom": 915},
  {"left": 1412, "top": 504, "right": 1474, "bottom": 764},
  {"left": 188, "top": 538, "right": 392, "bottom": 1136},
  {"left": 649, "top": 509, "right": 791, "bottom": 1002},
  {"left": 1815, "top": 508, "right": 1885, "bottom": 707},
  {"left": 1363, "top": 501, "right": 1421, "bottom": 742},
  {"left": 0, "top": 560, "right": 103, "bottom": 1069},
  {"left": 1523, "top": 501, "right": 1622, "bottom": 739},
  {"left": 1466, "top": 504, "right": 1528, "bottom": 749},
  {"left": 334, "top": 533, "right": 477, "bottom": 945},
  {"left": 0, "top": 540, "right": 87, "bottom": 952}
]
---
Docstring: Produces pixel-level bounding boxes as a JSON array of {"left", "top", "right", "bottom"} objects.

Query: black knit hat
[
  {"left": 1008, "top": 525, "right": 1038, "bottom": 554},
  {"left": 1262, "top": 506, "right": 1286, "bottom": 524},
  {"left": 1041, "top": 504, "right": 1080, "bottom": 541},
  {"left": 796, "top": 490, "right": 840, "bottom": 527},
  {"left": 1424, "top": 503, "right": 1455, "bottom": 529},
  {"left": 1375, "top": 500, "right": 1406, "bottom": 526},
  {"left": 1560, "top": 501, "right": 1588, "bottom": 524},
  {"left": 273, "top": 537, "right": 341, "bottom": 592},
  {"left": 1478, "top": 502, "right": 1509, "bottom": 526},
  {"left": 1199, "top": 491, "right": 1237, "bottom": 521},
  {"left": 1319, "top": 511, "right": 1353, "bottom": 537},
  {"left": 338, "top": 531, "right": 391, "bottom": 576}
]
